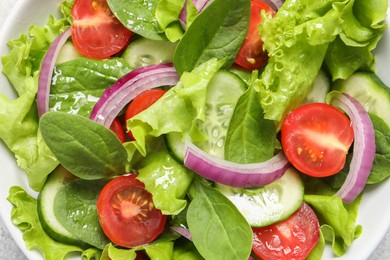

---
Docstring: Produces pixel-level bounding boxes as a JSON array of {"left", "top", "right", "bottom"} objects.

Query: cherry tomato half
[
  {"left": 235, "top": 0, "right": 274, "bottom": 70},
  {"left": 125, "top": 89, "right": 166, "bottom": 140},
  {"left": 97, "top": 175, "right": 166, "bottom": 248},
  {"left": 281, "top": 103, "right": 354, "bottom": 177},
  {"left": 252, "top": 203, "right": 320, "bottom": 260},
  {"left": 109, "top": 117, "right": 126, "bottom": 143},
  {"left": 71, "top": 0, "right": 132, "bottom": 59}
]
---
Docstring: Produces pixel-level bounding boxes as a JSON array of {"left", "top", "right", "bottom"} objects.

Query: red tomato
[
  {"left": 125, "top": 89, "right": 166, "bottom": 140},
  {"left": 109, "top": 117, "right": 126, "bottom": 143},
  {"left": 71, "top": 0, "right": 132, "bottom": 59},
  {"left": 281, "top": 103, "right": 354, "bottom": 177},
  {"left": 235, "top": 1, "right": 274, "bottom": 70},
  {"left": 252, "top": 203, "right": 320, "bottom": 260},
  {"left": 97, "top": 175, "right": 166, "bottom": 248}
]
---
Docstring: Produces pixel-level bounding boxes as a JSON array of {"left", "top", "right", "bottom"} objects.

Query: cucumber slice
[
  {"left": 37, "top": 166, "right": 85, "bottom": 246},
  {"left": 165, "top": 70, "right": 246, "bottom": 161},
  {"left": 332, "top": 71, "right": 390, "bottom": 126},
  {"left": 121, "top": 37, "right": 177, "bottom": 69},
  {"left": 56, "top": 41, "right": 83, "bottom": 65},
  {"left": 303, "top": 69, "right": 330, "bottom": 104},
  {"left": 215, "top": 168, "right": 304, "bottom": 227}
]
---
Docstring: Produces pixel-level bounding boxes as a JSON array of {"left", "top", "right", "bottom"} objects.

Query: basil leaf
[
  {"left": 40, "top": 112, "right": 127, "bottom": 180},
  {"left": 173, "top": 0, "right": 250, "bottom": 74},
  {"left": 225, "top": 85, "right": 276, "bottom": 163},
  {"left": 187, "top": 179, "right": 252, "bottom": 260},
  {"left": 50, "top": 57, "right": 131, "bottom": 117},
  {"left": 54, "top": 179, "right": 110, "bottom": 249},
  {"left": 107, "top": 0, "right": 166, "bottom": 40}
]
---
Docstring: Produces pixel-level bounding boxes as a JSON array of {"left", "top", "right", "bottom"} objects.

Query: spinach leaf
[
  {"left": 50, "top": 57, "right": 131, "bottom": 117},
  {"left": 225, "top": 84, "right": 276, "bottom": 163},
  {"left": 367, "top": 113, "right": 390, "bottom": 184},
  {"left": 54, "top": 179, "right": 110, "bottom": 249},
  {"left": 187, "top": 179, "right": 252, "bottom": 260},
  {"left": 173, "top": 0, "right": 250, "bottom": 74},
  {"left": 40, "top": 112, "right": 128, "bottom": 180},
  {"left": 107, "top": 0, "right": 166, "bottom": 40}
]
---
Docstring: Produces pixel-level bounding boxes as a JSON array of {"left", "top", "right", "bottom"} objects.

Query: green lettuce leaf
[
  {"left": 7, "top": 186, "right": 84, "bottom": 260},
  {"left": 0, "top": 2, "right": 71, "bottom": 191},
  {"left": 304, "top": 194, "right": 362, "bottom": 256},
  {"left": 325, "top": 0, "right": 387, "bottom": 80},
  {"left": 101, "top": 242, "right": 174, "bottom": 260},
  {"left": 155, "top": 0, "right": 185, "bottom": 42},
  {"left": 137, "top": 148, "right": 193, "bottom": 215},
  {"left": 255, "top": 0, "right": 387, "bottom": 122}
]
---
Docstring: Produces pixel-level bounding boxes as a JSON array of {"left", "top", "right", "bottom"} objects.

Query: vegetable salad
[{"left": 0, "top": 0, "right": 389, "bottom": 259}]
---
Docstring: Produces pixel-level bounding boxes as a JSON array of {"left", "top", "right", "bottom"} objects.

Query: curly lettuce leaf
[
  {"left": 136, "top": 148, "right": 193, "bottom": 215},
  {"left": 304, "top": 194, "right": 362, "bottom": 256},
  {"left": 325, "top": 0, "right": 388, "bottom": 80},
  {"left": 0, "top": 3, "right": 71, "bottom": 191},
  {"left": 255, "top": 0, "right": 387, "bottom": 122},
  {"left": 101, "top": 242, "right": 174, "bottom": 260},
  {"left": 7, "top": 186, "right": 85, "bottom": 260}
]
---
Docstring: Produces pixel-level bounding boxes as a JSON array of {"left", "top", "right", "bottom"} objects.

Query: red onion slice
[
  {"left": 184, "top": 142, "right": 290, "bottom": 188},
  {"left": 37, "top": 28, "right": 72, "bottom": 117},
  {"left": 171, "top": 226, "right": 192, "bottom": 240},
  {"left": 332, "top": 93, "right": 376, "bottom": 203},
  {"left": 261, "top": 0, "right": 284, "bottom": 11},
  {"left": 179, "top": 0, "right": 213, "bottom": 26},
  {"left": 89, "top": 63, "right": 179, "bottom": 127}
]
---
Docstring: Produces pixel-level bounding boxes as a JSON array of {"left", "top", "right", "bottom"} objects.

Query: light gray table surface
[{"left": 0, "top": 0, "right": 390, "bottom": 259}]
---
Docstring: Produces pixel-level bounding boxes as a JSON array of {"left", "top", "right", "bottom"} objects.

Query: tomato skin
[
  {"left": 125, "top": 89, "right": 166, "bottom": 140},
  {"left": 97, "top": 175, "right": 166, "bottom": 248},
  {"left": 252, "top": 203, "right": 320, "bottom": 260},
  {"left": 235, "top": 1, "right": 274, "bottom": 70},
  {"left": 71, "top": 0, "right": 132, "bottom": 59},
  {"left": 281, "top": 103, "right": 354, "bottom": 177},
  {"left": 109, "top": 117, "right": 126, "bottom": 143}
]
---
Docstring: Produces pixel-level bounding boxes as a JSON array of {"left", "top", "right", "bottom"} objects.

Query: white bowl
[{"left": 0, "top": 1, "right": 389, "bottom": 259}]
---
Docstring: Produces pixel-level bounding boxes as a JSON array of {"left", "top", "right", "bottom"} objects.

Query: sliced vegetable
[
  {"left": 37, "top": 29, "right": 72, "bottom": 117},
  {"left": 235, "top": 0, "right": 274, "bottom": 70},
  {"left": 110, "top": 117, "right": 126, "bottom": 143},
  {"left": 281, "top": 102, "right": 354, "bottom": 177},
  {"left": 125, "top": 89, "right": 166, "bottom": 140},
  {"left": 261, "top": 0, "right": 284, "bottom": 11},
  {"left": 37, "top": 166, "right": 83, "bottom": 246},
  {"left": 331, "top": 93, "right": 376, "bottom": 203},
  {"left": 71, "top": 0, "right": 132, "bottom": 59},
  {"left": 97, "top": 175, "right": 166, "bottom": 248},
  {"left": 215, "top": 168, "right": 304, "bottom": 227},
  {"left": 89, "top": 63, "right": 179, "bottom": 128},
  {"left": 121, "top": 37, "right": 177, "bottom": 69},
  {"left": 332, "top": 71, "right": 390, "bottom": 126},
  {"left": 303, "top": 69, "right": 331, "bottom": 104},
  {"left": 184, "top": 142, "right": 290, "bottom": 188},
  {"left": 252, "top": 202, "right": 320, "bottom": 260}
]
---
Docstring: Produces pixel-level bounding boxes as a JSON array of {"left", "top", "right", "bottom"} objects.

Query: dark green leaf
[
  {"left": 54, "top": 179, "right": 109, "bottom": 249},
  {"left": 40, "top": 112, "right": 127, "bottom": 180},
  {"left": 49, "top": 57, "right": 131, "bottom": 117},
  {"left": 187, "top": 179, "right": 252, "bottom": 260},
  {"left": 173, "top": 0, "right": 250, "bottom": 74},
  {"left": 225, "top": 85, "right": 276, "bottom": 163},
  {"left": 107, "top": 0, "right": 166, "bottom": 40}
]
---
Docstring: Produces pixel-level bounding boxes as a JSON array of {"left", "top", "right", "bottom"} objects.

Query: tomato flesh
[
  {"left": 235, "top": 1, "right": 274, "bottom": 70},
  {"left": 125, "top": 89, "right": 166, "bottom": 140},
  {"left": 71, "top": 0, "right": 132, "bottom": 59},
  {"left": 252, "top": 203, "right": 320, "bottom": 260},
  {"left": 109, "top": 117, "right": 126, "bottom": 143},
  {"left": 281, "top": 103, "right": 354, "bottom": 177},
  {"left": 97, "top": 175, "right": 166, "bottom": 248}
]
